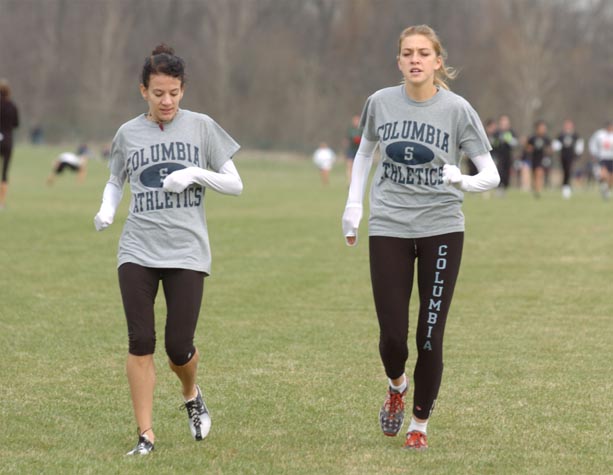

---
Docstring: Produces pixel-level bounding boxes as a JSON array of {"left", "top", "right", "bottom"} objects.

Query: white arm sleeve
[
  {"left": 94, "top": 175, "right": 124, "bottom": 231},
  {"left": 346, "top": 138, "right": 377, "bottom": 205},
  {"left": 575, "top": 138, "right": 584, "bottom": 156},
  {"left": 342, "top": 137, "right": 377, "bottom": 242},
  {"left": 163, "top": 160, "right": 243, "bottom": 196},
  {"left": 589, "top": 133, "right": 599, "bottom": 157},
  {"left": 552, "top": 139, "right": 562, "bottom": 153},
  {"left": 460, "top": 153, "right": 501, "bottom": 192}
]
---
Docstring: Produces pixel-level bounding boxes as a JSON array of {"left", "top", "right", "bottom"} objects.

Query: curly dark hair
[{"left": 141, "top": 43, "right": 186, "bottom": 88}]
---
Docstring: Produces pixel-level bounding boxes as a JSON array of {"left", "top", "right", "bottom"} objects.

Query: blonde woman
[{"left": 342, "top": 25, "right": 499, "bottom": 449}]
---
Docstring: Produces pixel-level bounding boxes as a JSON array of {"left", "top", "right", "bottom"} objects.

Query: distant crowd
[
  {"left": 311, "top": 114, "right": 613, "bottom": 201},
  {"left": 479, "top": 115, "right": 613, "bottom": 200}
]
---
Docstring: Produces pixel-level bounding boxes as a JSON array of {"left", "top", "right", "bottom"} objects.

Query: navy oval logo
[
  {"left": 140, "top": 163, "right": 186, "bottom": 188},
  {"left": 385, "top": 141, "right": 435, "bottom": 165}
]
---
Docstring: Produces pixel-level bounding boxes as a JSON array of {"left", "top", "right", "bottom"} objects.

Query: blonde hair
[
  {"left": 0, "top": 78, "right": 10, "bottom": 99},
  {"left": 397, "top": 25, "right": 457, "bottom": 90}
]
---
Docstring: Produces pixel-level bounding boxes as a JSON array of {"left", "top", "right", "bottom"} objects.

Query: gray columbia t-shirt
[
  {"left": 109, "top": 109, "right": 240, "bottom": 274},
  {"left": 361, "top": 85, "right": 491, "bottom": 239}
]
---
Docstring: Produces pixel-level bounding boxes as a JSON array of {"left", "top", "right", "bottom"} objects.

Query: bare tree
[{"left": 0, "top": 0, "right": 611, "bottom": 146}]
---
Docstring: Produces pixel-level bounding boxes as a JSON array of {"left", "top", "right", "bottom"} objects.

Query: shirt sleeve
[
  {"left": 204, "top": 117, "right": 241, "bottom": 172},
  {"left": 108, "top": 130, "right": 128, "bottom": 186},
  {"left": 359, "top": 95, "right": 378, "bottom": 142},
  {"left": 457, "top": 103, "right": 492, "bottom": 158}
]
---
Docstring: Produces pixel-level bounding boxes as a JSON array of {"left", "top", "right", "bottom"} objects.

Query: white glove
[
  {"left": 163, "top": 168, "right": 195, "bottom": 193},
  {"left": 442, "top": 164, "right": 463, "bottom": 187},
  {"left": 342, "top": 204, "right": 363, "bottom": 246},
  {"left": 94, "top": 204, "right": 114, "bottom": 231}
]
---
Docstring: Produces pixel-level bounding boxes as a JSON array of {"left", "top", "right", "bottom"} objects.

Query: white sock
[
  {"left": 389, "top": 374, "right": 407, "bottom": 393},
  {"left": 408, "top": 417, "right": 428, "bottom": 434},
  {"left": 184, "top": 385, "right": 199, "bottom": 402}
]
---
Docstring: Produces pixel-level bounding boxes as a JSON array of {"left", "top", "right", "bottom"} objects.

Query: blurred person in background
[
  {"left": 46, "top": 144, "right": 91, "bottom": 185},
  {"left": 344, "top": 114, "right": 362, "bottom": 184},
  {"left": 479, "top": 118, "right": 497, "bottom": 177},
  {"left": 0, "top": 79, "right": 19, "bottom": 210},
  {"left": 312, "top": 141, "right": 336, "bottom": 185},
  {"left": 517, "top": 135, "right": 532, "bottom": 191},
  {"left": 552, "top": 119, "right": 583, "bottom": 199},
  {"left": 100, "top": 143, "right": 111, "bottom": 160},
  {"left": 525, "top": 120, "right": 552, "bottom": 198},
  {"left": 30, "top": 124, "right": 44, "bottom": 144},
  {"left": 588, "top": 121, "right": 613, "bottom": 200},
  {"left": 492, "top": 114, "right": 518, "bottom": 195}
]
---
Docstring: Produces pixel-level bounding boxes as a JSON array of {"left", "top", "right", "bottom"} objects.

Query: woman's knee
[
  {"left": 379, "top": 332, "right": 408, "bottom": 359},
  {"left": 165, "top": 335, "right": 195, "bottom": 366},
  {"left": 128, "top": 331, "right": 156, "bottom": 356}
]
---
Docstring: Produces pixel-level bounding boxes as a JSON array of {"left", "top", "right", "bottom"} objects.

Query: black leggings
[
  {"left": 1, "top": 139, "right": 13, "bottom": 183},
  {"left": 369, "top": 233, "right": 463, "bottom": 420},
  {"left": 118, "top": 263, "right": 205, "bottom": 366},
  {"left": 561, "top": 156, "right": 573, "bottom": 186},
  {"left": 497, "top": 155, "right": 512, "bottom": 189}
]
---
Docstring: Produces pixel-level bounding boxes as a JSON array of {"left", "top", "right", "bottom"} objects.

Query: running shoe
[
  {"left": 379, "top": 387, "right": 406, "bottom": 436},
  {"left": 403, "top": 430, "right": 428, "bottom": 450},
  {"left": 126, "top": 434, "right": 154, "bottom": 455},
  {"left": 183, "top": 384, "right": 211, "bottom": 441}
]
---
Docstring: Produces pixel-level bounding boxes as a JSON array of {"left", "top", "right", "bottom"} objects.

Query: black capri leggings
[
  {"left": 369, "top": 232, "right": 463, "bottom": 420},
  {"left": 118, "top": 263, "right": 205, "bottom": 366}
]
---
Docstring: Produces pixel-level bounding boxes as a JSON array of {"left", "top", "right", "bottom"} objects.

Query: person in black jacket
[
  {"left": 525, "top": 120, "right": 552, "bottom": 198},
  {"left": 553, "top": 119, "right": 583, "bottom": 199},
  {"left": 492, "top": 114, "right": 518, "bottom": 194},
  {"left": 0, "top": 79, "right": 19, "bottom": 210}
]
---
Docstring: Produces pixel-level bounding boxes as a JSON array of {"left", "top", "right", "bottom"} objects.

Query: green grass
[{"left": 0, "top": 145, "right": 611, "bottom": 474}]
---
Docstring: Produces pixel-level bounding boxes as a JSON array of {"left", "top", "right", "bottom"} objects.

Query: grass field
[{"left": 0, "top": 145, "right": 611, "bottom": 474}]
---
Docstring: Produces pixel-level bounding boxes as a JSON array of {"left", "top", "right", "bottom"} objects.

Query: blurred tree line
[{"left": 1, "top": 0, "right": 611, "bottom": 150}]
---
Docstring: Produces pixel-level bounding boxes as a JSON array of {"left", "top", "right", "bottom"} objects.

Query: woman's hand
[
  {"left": 342, "top": 204, "right": 362, "bottom": 247},
  {"left": 163, "top": 169, "right": 193, "bottom": 193},
  {"left": 442, "top": 164, "right": 463, "bottom": 187}
]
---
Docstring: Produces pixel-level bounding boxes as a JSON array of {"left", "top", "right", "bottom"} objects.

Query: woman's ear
[{"left": 434, "top": 55, "right": 442, "bottom": 71}]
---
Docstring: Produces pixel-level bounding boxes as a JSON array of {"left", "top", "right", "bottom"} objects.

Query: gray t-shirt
[
  {"left": 110, "top": 109, "right": 240, "bottom": 274},
  {"left": 361, "top": 85, "right": 491, "bottom": 238}
]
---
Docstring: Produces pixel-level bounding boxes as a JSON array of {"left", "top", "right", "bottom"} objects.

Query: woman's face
[
  {"left": 499, "top": 116, "right": 510, "bottom": 130},
  {"left": 397, "top": 34, "right": 441, "bottom": 89},
  {"left": 140, "top": 74, "right": 184, "bottom": 123}
]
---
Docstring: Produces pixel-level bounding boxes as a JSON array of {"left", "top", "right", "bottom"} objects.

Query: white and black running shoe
[
  {"left": 183, "top": 385, "right": 211, "bottom": 441},
  {"left": 126, "top": 434, "right": 154, "bottom": 456}
]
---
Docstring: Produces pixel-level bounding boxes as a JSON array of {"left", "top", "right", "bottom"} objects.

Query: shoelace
[
  {"left": 405, "top": 431, "right": 427, "bottom": 447},
  {"left": 129, "top": 436, "right": 153, "bottom": 454},
  {"left": 386, "top": 391, "right": 405, "bottom": 415},
  {"left": 183, "top": 399, "right": 204, "bottom": 426}
]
